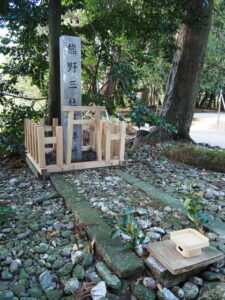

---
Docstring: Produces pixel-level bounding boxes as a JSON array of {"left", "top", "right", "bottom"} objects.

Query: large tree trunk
[
  {"left": 161, "top": 0, "right": 214, "bottom": 139},
  {"left": 48, "top": 0, "right": 61, "bottom": 123}
]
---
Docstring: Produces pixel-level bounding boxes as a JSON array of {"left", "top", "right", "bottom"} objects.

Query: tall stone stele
[{"left": 60, "top": 35, "right": 82, "bottom": 161}]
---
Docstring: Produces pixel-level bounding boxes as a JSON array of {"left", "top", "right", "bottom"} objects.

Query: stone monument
[{"left": 60, "top": 35, "right": 82, "bottom": 161}]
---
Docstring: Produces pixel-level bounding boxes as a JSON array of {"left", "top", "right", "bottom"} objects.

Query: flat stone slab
[
  {"left": 116, "top": 171, "right": 225, "bottom": 236},
  {"left": 145, "top": 256, "right": 204, "bottom": 288},
  {"left": 148, "top": 240, "right": 224, "bottom": 275},
  {"left": 116, "top": 171, "right": 185, "bottom": 212},
  {"left": 50, "top": 174, "right": 144, "bottom": 278}
]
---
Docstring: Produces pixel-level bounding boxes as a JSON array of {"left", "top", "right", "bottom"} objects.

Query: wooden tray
[
  {"left": 170, "top": 229, "right": 209, "bottom": 257},
  {"left": 147, "top": 240, "right": 224, "bottom": 275}
]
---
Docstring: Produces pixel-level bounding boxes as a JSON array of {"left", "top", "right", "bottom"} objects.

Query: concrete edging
[
  {"left": 116, "top": 171, "right": 225, "bottom": 236},
  {"left": 50, "top": 174, "right": 144, "bottom": 278}
]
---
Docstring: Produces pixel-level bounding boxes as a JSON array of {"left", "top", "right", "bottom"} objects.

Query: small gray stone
[
  {"left": 53, "top": 222, "right": 65, "bottom": 230},
  {"left": 45, "top": 289, "right": 63, "bottom": 300},
  {"left": 35, "top": 194, "right": 47, "bottom": 204},
  {"left": 189, "top": 276, "right": 204, "bottom": 286},
  {"left": 60, "top": 247, "right": 72, "bottom": 258},
  {"left": 39, "top": 270, "right": 52, "bottom": 290},
  {"left": 71, "top": 250, "right": 83, "bottom": 264},
  {"left": 1, "top": 270, "right": 13, "bottom": 280},
  {"left": 82, "top": 252, "right": 93, "bottom": 267},
  {"left": 0, "top": 290, "right": 14, "bottom": 300},
  {"left": 66, "top": 223, "right": 74, "bottom": 230},
  {"left": 52, "top": 259, "right": 65, "bottom": 270},
  {"left": 197, "top": 282, "right": 225, "bottom": 300},
  {"left": 27, "top": 287, "right": 43, "bottom": 298},
  {"left": 171, "top": 286, "right": 185, "bottom": 299},
  {"left": 58, "top": 263, "right": 74, "bottom": 276},
  {"left": 96, "top": 262, "right": 121, "bottom": 291},
  {"left": 131, "top": 283, "right": 156, "bottom": 300},
  {"left": 9, "top": 259, "right": 21, "bottom": 273},
  {"left": 73, "top": 265, "right": 85, "bottom": 280},
  {"left": 151, "top": 227, "right": 165, "bottom": 235},
  {"left": 35, "top": 243, "right": 49, "bottom": 254},
  {"left": 202, "top": 271, "right": 224, "bottom": 281},
  {"left": 85, "top": 267, "right": 101, "bottom": 282},
  {"left": 162, "top": 288, "right": 180, "bottom": 300},
  {"left": 12, "top": 284, "right": 26, "bottom": 297},
  {"left": 146, "top": 232, "right": 161, "bottom": 241},
  {"left": 143, "top": 277, "right": 157, "bottom": 290},
  {"left": 91, "top": 281, "right": 107, "bottom": 300},
  {"left": 2, "top": 228, "right": 12, "bottom": 233},
  {"left": 64, "top": 278, "right": 80, "bottom": 295},
  {"left": 183, "top": 281, "right": 199, "bottom": 300},
  {"left": 17, "top": 230, "right": 31, "bottom": 240},
  {"left": 9, "top": 178, "right": 19, "bottom": 185},
  {"left": 206, "top": 232, "right": 217, "bottom": 241},
  {"left": 164, "top": 206, "right": 172, "bottom": 213}
]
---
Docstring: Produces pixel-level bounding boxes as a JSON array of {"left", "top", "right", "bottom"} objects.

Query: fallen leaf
[
  {"left": 87, "top": 238, "right": 96, "bottom": 253},
  {"left": 46, "top": 230, "right": 59, "bottom": 237}
]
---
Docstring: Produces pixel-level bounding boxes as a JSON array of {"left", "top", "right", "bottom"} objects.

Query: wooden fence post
[
  {"left": 37, "top": 126, "right": 46, "bottom": 168},
  {"left": 119, "top": 121, "right": 126, "bottom": 162},
  {"left": 56, "top": 126, "right": 63, "bottom": 167},
  {"left": 104, "top": 123, "right": 111, "bottom": 162}
]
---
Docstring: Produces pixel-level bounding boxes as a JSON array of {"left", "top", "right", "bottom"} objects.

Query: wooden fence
[{"left": 24, "top": 106, "right": 126, "bottom": 175}]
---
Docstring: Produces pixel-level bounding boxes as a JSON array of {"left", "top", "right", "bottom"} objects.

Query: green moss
[{"left": 164, "top": 145, "right": 225, "bottom": 173}]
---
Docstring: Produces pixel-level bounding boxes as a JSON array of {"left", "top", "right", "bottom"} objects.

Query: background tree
[{"left": 160, "top": 0, "right": 214, "bottom": 139}]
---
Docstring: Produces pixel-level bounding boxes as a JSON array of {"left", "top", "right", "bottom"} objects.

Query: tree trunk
[
  {"left": 48, "top": 0, "right": 61, "bottom": 123},
  {"left": 160, "top": 0, "right": 214, "bottom": 139}
]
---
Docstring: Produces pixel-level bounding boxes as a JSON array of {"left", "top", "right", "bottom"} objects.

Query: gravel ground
[{"left": 1, "top": 141, "right": 225, "bottom": 300}]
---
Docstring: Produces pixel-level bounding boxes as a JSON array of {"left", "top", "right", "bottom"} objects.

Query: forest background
[{"left": 0, "top": 0, "right": 224, "bottom": 155}]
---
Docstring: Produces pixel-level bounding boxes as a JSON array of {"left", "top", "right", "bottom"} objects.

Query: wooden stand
[
  {"left": 147, "top": 240, "right": 224, "bottom": 275},
  {"left": 24, "top": 106, "right": 126, "bottom": 176}
]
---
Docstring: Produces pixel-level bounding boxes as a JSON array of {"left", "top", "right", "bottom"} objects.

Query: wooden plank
[
  {"left": 24, "top": 119, "right": 28, "bottom": 148},
  {"left": 44, "top": 136, "right": 57, "bottom": 144},
  {"left": 37, "top": 126, "right": 46, "bottom": 168},
  {"left": 62, "top": 106, "right": 106, "bottom": 112},
  {"left": 72, "top": 119, "right": 95, "bottom": 125},
  {"left": 27, "top": 120, "right": 32, "bottom": 153},
  {"left": 66, "top": 111, "right": 74, "bottom": 165},
  {"left": 104, "top": 123, "right": 111, "bottom": 161},
  {"left": 31, "top": 122, "right": 36, "bottom": 157},
  {"left": 39, "top": 118, "right": 45, "bottom": 126},
  {"left": 110, "top": 133, "right": 121, "bottom": 140},
  {"left": 52, "top": 118, "right": 58, "bottom": 136},
  {"left": 33, "top": 125, "right": 40, "bottom": 162},
  {"left": 95, "top": 112, "right": 102, "bottom": 161},
  {"left": 44, "top": 126, "right": 53, "bottom": 132},
  {"left": 45, "top": 148, "right": 54, "bottom": 153},
  {"left": 52, "top": 118, "right": 58, "bottom": 150},
  {"left": 46, "top": 159, "right": 120, "bottom": 173},
  {"left": 82, "top": 146, "right": 92, "bottom": 151},
  {"left": 26, "top": 154, "right": 47, "bottom": 176},
  {"left": 147, "top": 240, "right": 224, "bottom": 275},
  {"left": 56, "top": 126, "right": 63, "bottom": 167},
  {"left": 119, "top": 121, "right": 126, "bottom": 161}
]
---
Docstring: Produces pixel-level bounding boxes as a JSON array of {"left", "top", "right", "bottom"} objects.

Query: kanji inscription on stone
[{"left": 60, "top": 35, "right": 82, "bottom": 161}]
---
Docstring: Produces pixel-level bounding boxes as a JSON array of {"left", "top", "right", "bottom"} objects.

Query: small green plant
[
  {"left": 111, "top": 206, "right": 144, "bottom": 249},
  {"left": 119, "top": 99, "right": 177, "bottom": 133},
  {"left": 0, "top": 206, "right": 15, "bottom": 225},
  {"left": 183, "top": 187, "right": 208, "bottom": 227},
  {"left": 0, "top": 98, "right": 46, "bottom": 156}
]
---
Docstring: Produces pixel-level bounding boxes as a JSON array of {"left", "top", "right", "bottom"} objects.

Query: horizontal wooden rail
[{"left": 62, "top": 106, "right": 106, "bottom": 112}]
